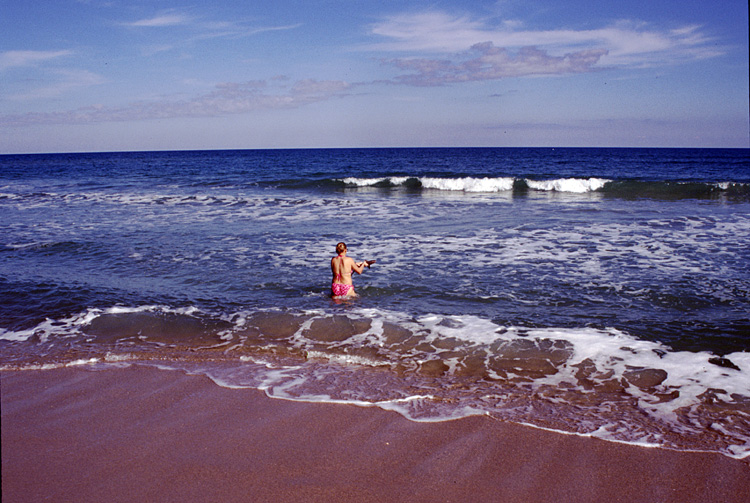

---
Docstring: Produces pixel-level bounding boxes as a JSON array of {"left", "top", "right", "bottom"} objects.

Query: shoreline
[{"left": 2, "top": 365, "right": 748, "bottom": 502}]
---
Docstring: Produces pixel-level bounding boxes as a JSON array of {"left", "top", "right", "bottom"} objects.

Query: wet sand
[{"left": 2, "top": 365, "right": 748, "bottom": 502}]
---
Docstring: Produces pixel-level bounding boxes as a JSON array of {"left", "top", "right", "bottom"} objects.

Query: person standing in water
[{"left": 330, "top": 242, "right": 373, "bottom": 298}]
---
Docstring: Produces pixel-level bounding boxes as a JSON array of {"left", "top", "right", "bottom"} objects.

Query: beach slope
[{"left": 2, "top": 365, "right": 748, "bottom": 502}]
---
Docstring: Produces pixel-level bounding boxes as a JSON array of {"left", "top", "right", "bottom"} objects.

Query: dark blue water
[{"left": 1, "top": 147, "right": 749, "bottom": 457}]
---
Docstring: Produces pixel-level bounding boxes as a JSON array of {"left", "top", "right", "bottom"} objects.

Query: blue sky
[{"left": 1, "top": 0, "right": 748, "bottom": 153}]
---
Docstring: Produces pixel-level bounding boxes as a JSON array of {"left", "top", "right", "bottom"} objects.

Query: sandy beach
[{"left": 2, "top": 365, "right": 748, "bottom": 503}]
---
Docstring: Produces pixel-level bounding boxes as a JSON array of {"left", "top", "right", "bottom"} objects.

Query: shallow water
[{"left": 1, "top": 147, "right": 749, "bottom": 458}]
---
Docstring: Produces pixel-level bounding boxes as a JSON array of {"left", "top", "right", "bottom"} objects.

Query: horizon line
[{"left": 3, "top": 145, "right": 750, "bottom": 156}]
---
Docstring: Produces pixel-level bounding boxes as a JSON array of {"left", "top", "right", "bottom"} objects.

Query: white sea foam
[
  {"left": 177, "top": 306, "right": 750, "bottom": 457},
  {"left": 367, "top": 215, "right": 750, "bottom": 291},
  {"left": 340, "top": 176, "right": 515, "bottom": 192},
  {"left": 715, "top": 181, "right": 748, "bottom": 190},
  {"left": 4, "top": 303, "right": 748, "bottom": 457},
  {"left": 0, "top": 304, "right": 208, "bottom": 342},
  {"left": 526, "top": 177, "right": 610, "bottom": 193},
  {"left": 340, "top": 176, "right": 409, "bottom": 186},
  {"left": 305, "top": 350, "right": 389, "bottom": 367},
  {"left": 419, "top": 177, "right": 515, "bottom": 192},
  {"left": 282, "top": 307, "right": 750, "bottom": 405}
]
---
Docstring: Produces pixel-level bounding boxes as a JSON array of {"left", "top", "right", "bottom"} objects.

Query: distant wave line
[
  {"left": 336, "top": 176, "right": 749, "bottom": 196},
  {"left": 1, "top": 178, "right": 748, "bottom": 203}
]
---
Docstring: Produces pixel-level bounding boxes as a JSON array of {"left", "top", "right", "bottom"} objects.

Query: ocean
[{"left": 1, "top": 147, "right": 749, "bottom": 459}]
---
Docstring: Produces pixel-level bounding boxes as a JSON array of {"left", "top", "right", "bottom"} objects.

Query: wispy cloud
[
  {"left": 121, "top": 9, "right": 302, "bottom": 50},
  {"left": 369, "top": 11, "right": 724, "bottom": 83},
  {"left": 8, "top": 69, "right": 107, "bottom": 101},
  {"left": 124, "top": 12, "right": 193, "bottom": 28},
  {"left": 185, "top": 22, "right": 303, "bottom": 45},
  {"left": 0, "top": 50, "right": 72, "bottom": 71},
  {"left": 1, "top": 50, "right": 104, "bottom": 101},
  {"left": 370, "top": 12, "right": 487, "bottom": 53},
  {"left": 0, "top": 79, "right": 352, "bottom": 126},
  {"left": 245, "top": 24, "right": 303, "bottom": 36},
  {"left": 383, "top": 42, "right": 607, "bottom": 86}
]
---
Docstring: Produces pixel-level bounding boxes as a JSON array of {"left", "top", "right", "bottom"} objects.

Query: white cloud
[
  {"left": 246, "top": 23, "right": 303, "bottom": 36},
  {"left": 368, "top": 11, "right": 723, "bottom": 69},
  {"left": 371, "top": 12, "right": 487, "bottom": 53},
  {"left": 0, "top": 50, "right": 72, "bottom": 70},
  {"left": 125, "top": 13, "right": 192, "bottom": 28}
]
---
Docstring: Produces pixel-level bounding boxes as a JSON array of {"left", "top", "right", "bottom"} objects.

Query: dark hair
[{"left": 336, "top": 242, "right": 347, "bottom": 254}]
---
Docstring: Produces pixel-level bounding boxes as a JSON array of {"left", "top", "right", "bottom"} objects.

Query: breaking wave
[{"left": 334, "top": 177, "right": 749, "bottom": 199}]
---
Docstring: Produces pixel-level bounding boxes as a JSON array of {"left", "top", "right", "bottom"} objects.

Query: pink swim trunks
[{"left": 331, "top": 283, "right": 353, "bottom": 297}]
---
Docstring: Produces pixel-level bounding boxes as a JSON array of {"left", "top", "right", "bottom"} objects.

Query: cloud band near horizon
[{"left": 0, "top": 10, "right": 733, "bottom": 128}]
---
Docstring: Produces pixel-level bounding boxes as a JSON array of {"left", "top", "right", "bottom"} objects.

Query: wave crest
[
  {"left": 339, "top": 176, "right": 607, "bottom": 193},
  {"left": 525, "top": 177, "right": 610, "bottom": 193}
]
